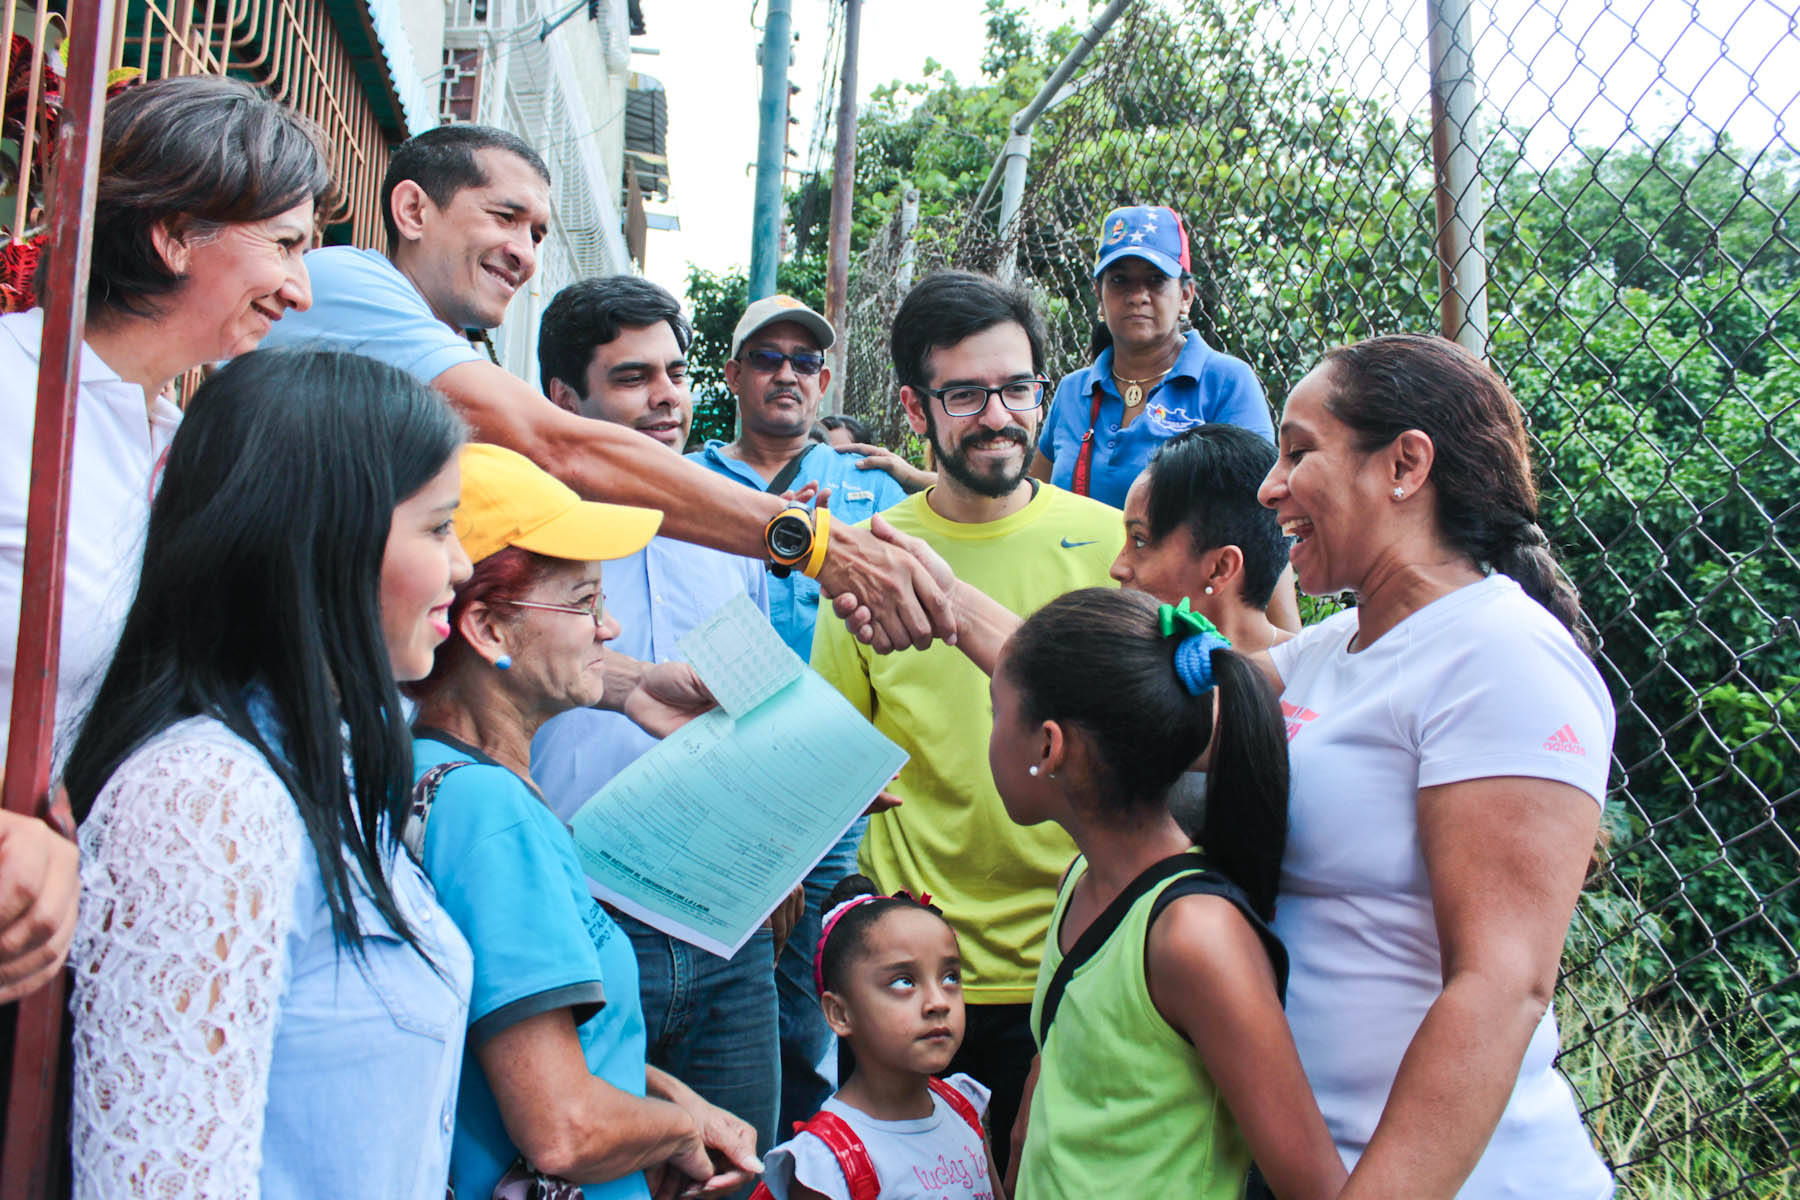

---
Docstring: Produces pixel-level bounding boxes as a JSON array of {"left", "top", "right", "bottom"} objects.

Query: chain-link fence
[{"left": 839, "top": 1, "right": 1798, "bottom": 1195}]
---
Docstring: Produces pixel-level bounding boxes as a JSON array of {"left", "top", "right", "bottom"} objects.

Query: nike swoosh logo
[{"left": 1060, "top": 537, "right": 1097, "bottom": 549}]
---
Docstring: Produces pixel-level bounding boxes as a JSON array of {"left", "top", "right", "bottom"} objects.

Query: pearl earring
[
  {"left": 1027, "top": 765, "right": 1039, "bottom": 777},
  {"left": 1392, "top": 486, "right": 1405, "bottom": 500},
  {"left": 494, "top": 654, "right": 513, "bottom": 670},
  {"left": 1203, "top": 585, "right": 1215, "bottom": 595}
]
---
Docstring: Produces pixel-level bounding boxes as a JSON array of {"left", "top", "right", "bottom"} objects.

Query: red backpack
[{"left": 749, "top": 1077, "right": 985, "bottom": 1200}]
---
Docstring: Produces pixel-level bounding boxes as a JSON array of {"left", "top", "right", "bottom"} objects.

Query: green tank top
[{"left": 1016, "top": 853, "right": 1253, "bottom": 1200}]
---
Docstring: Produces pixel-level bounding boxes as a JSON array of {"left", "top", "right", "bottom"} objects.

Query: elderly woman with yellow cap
[
  {"left": 1031, "top": 205, "right": 1273, "bottom": 510},
  {"left": 406, "top": 443, "right": 762, "bottom": 1200}
]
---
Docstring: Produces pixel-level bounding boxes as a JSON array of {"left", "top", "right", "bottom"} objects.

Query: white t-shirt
[
  {"left": 1268, "top": 574, "right": 1614, "bottom": 1198},
  {"left": 762, "top": 1073, "right": 993, "bottom": 1200},
  {"left": 0, "top": 310, "right": 181, "bottom": 763}
]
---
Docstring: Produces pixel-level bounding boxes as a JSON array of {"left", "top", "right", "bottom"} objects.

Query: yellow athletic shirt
[{"left": 810, "top": 483, "right": 1122, "bottom": 1002}]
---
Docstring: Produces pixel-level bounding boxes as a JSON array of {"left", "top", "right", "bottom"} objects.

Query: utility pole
[
  {"left": 822, "top": 0, "right": 864, "bottom": 415},
  {"left": 748, "top": 0, "right": 793, "bottom": 301}
]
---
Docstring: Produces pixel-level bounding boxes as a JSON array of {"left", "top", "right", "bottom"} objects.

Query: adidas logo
[
  {"left": 1543, "top": 724, "right": 1587, "bottom": 756},
  {"left": 1281, "top": 700, "right": 1320, "bottom": 743}
]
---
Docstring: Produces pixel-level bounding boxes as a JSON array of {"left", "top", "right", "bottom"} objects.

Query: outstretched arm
[
  {"left": 430, "top": 360, "right": 955, "bottom": 651},
  {"left": 837, "top": 442, "right": 936, "bottom": 494},
  {"left": 830, "top": 515, "right": 1017, "bottom": 667}
]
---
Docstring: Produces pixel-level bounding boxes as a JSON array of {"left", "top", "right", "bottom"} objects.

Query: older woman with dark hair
[
  {"left": 1258, "top": 333, "right": 1613, "bottom": 1197},
  {"left": 1031, "top": 205, "right": 1271, "bottom": 509},
  {"left": 0, "top": 73, "right": 329, "bottom": 999}
]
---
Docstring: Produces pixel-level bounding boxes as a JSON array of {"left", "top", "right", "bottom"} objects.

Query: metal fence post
[
  {"left": 896, "top": 185, "right": 920, "bottom": 294},
  {"left": 749, "top": 0, "right": 793, "bottom": 301},
  {"left": 1427, "top": 0, "right": 1489, "bottom": 354},
  {"left": 1, "top": 4, "right": 115, "bottom": 1197},
  {"left": 824, "top": 0, "right": 864, "bottom": 415},
  {"left": 996, "top": 130, "right": 1033, "bottom": 283}
]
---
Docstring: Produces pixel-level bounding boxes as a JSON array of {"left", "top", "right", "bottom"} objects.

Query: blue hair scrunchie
[{"left": 1159, "top": 598, "right": 1232, "bottom": 696}]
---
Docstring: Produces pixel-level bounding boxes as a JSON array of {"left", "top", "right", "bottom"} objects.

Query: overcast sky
[
  {"left": 632, "top": 0, "right": 1088, "bottom": 305},
  {"left": 631, "top": 0, "right": 1797, "bottom": 309}
]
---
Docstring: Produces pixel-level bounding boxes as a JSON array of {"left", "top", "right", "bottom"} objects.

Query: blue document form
[{"left": 569, "top": 595, "right": 907, "bottom": 956}]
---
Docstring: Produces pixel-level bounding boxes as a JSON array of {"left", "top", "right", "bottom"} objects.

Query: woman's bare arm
[{"left": 1339, "top": 776, "right": 1600, "bottom": 1197}]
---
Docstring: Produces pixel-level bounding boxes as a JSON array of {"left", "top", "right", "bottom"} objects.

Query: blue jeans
[
  {"left": 622, "top": 915, "right": 779, "bottom": 1199},
  {"left": 776, "top": 816, "right": 868, "bottom": 1132}
]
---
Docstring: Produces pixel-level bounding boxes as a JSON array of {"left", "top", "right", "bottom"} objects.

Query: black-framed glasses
[
  {"left": 924, "top": 378, "right": 1051, "bottom": 418},
  {"left": 493, "top": 592, "right": 608, "bottom": 630},
  {"left": 740, "top": 347, "right": 826, "bottom": 376}
]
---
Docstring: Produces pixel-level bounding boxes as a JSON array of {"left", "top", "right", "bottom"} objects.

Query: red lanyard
[{"left": 1070, "top": 386, "right": 1105, "bottom": 497}]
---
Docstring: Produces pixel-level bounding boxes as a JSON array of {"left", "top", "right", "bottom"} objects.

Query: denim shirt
[{"left": 251, "top": 694, "right": 475, "bottom": 1199}]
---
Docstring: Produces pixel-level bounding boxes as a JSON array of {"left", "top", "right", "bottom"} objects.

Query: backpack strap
[
  {"left": 786, "top": 1110, "right": 881, "bottom": 1200},
  {"left": 927, "top": 1076, "right": 985, "bottom": 1138},
  {"left": 1147, "top": 870, "right": 1289, "bottom": 1004},
  {"left": 401, "top": 760, "right": 472, "bottom": 864},
  {"left": 1036, "top": 853, "right": 1208, "bottom": 1046},
  {"left": 765, "top": 447, "right": 814, "bottom": 496}
]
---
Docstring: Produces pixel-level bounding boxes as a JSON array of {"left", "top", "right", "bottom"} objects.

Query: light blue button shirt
[
  {"left": 686, "top": 441, "right": 906, "bottom": 660},
  {"left": 532, "top": 536, "right": 768, "bottom": 821},
  {"left": 248, "top": 694, "right": 474, "bottom": 1200},
  {"left": 257, "top": 246, "right": 485, "bottom": 384}
]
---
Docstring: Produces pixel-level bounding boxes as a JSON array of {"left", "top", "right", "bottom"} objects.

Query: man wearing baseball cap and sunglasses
[
  {"left": 690, "top": 295, "right": 910, "bottom": 661},
  {"left": 688, "top": 295, "right": 909, "bottom": 1139}
]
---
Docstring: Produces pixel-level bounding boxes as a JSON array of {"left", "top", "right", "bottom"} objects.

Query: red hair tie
[{"left": 812, "top": 889, "right": 936, "bottom": 997}]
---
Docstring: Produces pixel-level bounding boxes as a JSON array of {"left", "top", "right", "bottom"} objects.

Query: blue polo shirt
[
  {"left": 531, "top": 536, "right": 769, "bottom": 821},
  {"left": 1037, "top": 329, "right": 1271, "bottom": 509},
  {"left": 687, "top": 440, "right": 907, "bottom": 660},
  {"left": 413, "top": 733, "right": 651, "bottom": 1200},
  {"left": 257, "top": 246, "right": 485, "bottom": 384}
]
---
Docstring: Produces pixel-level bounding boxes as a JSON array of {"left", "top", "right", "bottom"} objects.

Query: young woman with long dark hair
[{"left": 63, "top": 349, "right": 473, "bottom": 1198}]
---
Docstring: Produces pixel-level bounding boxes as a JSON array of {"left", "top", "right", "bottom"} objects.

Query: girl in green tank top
[{"left": 987, "top": 588, "right": 1345, "bottom": 1200}]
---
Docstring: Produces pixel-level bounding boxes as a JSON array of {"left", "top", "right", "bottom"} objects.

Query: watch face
[{"left": 769, "top": 514, "right": 811, "bottom": 559}]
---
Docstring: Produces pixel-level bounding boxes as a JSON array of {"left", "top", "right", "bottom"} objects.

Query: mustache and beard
[{"left": 925, "top": 410, "right": 1036, "bottom": 498}]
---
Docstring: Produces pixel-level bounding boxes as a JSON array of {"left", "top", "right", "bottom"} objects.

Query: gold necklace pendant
[{"left": 1121, "top": 381, "right": 1145, "bottom": 407}]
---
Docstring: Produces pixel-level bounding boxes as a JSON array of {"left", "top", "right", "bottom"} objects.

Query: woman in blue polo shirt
[{"left": 1032, "top": 205, "right": 1273, "bottom": 509}]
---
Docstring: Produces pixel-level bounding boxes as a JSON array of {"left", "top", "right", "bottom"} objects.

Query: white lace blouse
[{"left": 68, "top": 715, "right": 473, "bottom": 1199}]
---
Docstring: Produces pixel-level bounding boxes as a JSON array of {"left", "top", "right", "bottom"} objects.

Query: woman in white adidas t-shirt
[{"left": 1256, "top": 334, "right": 1614, "bottom": 1198}]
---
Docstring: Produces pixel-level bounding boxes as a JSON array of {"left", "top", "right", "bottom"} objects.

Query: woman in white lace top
[{"left": 62, "top": 350, "right": 476, "bottom": 1198}]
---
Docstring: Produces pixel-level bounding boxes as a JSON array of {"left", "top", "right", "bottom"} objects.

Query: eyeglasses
[
  {"left": 923, "top": 379, "right": 1051, "bottom": 418},
  {"left": 493, "top": 592, "right": 608, "bottom": 631},
  {"left": 740, "top": 348, "right": 826, "bottom": 376}
]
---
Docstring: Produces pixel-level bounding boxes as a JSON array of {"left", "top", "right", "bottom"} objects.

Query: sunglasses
[{"left": 740, "top": 347, "right": 826, "bottom": 376}]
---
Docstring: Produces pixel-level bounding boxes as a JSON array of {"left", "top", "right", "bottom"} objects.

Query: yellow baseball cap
[{"left": 455, "top": 443, "right": 663, "bottom": 565}]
